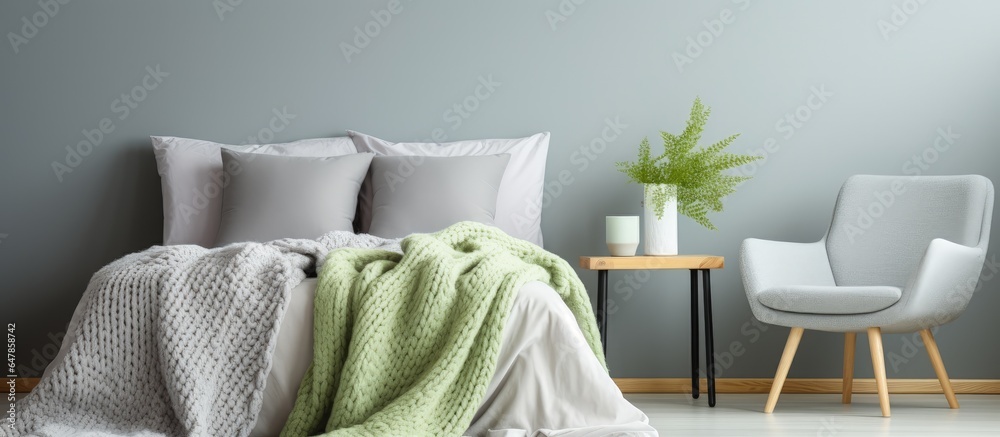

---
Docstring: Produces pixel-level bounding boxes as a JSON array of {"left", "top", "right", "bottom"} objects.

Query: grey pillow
[
  {"left": 215, "top": 150, "right": 374, "bottom": 246},
  {"left": 368, "top": 154, "right": 511, "bottom": 238},
  {"left": 151, "top": 135, "right": 358, "bottom": 247},
  {"left": 349, "top": 131, "right": 550, "bottom": 246}
]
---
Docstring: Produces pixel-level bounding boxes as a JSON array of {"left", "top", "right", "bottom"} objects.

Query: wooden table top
[{"left": 579, "top": 255, "right": 724, "bottom": 270}]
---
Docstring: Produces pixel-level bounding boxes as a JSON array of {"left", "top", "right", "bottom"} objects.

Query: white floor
[
  {"left": 16, "top": 393, "right": 998, "bottom": 435},
  {"left": 625, "top": 393, "right": 1000, "bottom": 436}
]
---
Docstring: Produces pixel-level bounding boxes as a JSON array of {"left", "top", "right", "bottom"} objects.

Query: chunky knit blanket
[
  {"left": 280, "top": 222, "right": 605, "bottom": 437},
  {"left": 7, "top": 232, "right": 400, "bottom": 437}
]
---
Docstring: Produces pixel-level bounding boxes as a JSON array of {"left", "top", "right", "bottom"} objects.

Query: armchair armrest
[
  {"left": 902, "top": 238, "right": 986, "bottom": 327},
  {"left": 739, "top": 238, "right": 836, "bottom": 297}
]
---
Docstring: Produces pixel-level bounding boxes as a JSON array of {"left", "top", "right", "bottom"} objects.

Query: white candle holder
[{"left": 606, "top": 216, "right": 640, "bottom": 256}]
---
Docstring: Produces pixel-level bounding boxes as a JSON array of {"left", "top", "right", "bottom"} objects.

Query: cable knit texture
[
  {"left": 280, "top": 222, "right": 605, "bottom": 437},
  {"left": 6, "top": 232, "right": 401, "bottom": 437}
]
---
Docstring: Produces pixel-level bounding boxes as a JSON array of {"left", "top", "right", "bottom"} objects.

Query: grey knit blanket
[{"left": 6, "top": 232, "right": 400, "bottom": 437}]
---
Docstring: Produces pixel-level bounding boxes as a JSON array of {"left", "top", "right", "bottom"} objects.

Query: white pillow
[
  {"left": 348, "top": 131, "right": 549, "bottom": 246},
  {"left": 152, "top": 136, "right": 357, "bottom": 247}
]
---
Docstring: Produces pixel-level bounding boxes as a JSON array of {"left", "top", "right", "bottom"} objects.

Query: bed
[{"left": 10, "top": 132, "right": 657, "bottom": 436}]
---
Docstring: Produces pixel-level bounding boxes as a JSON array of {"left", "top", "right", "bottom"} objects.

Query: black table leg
[
  {"left": 597, "top": 269, "right": 608, "bottom": 357},
  {"left": 702, "top": 269, "right": 716, "bottom": 407},
  {"left": 690, "top": 269, "right": 699, "bottom": 399}
]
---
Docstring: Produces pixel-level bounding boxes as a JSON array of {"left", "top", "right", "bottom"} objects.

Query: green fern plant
[{"left": 616, "top": 97, "right": 762, "bottom": 230}]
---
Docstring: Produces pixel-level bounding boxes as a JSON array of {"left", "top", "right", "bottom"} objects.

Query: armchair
[{"left": 740, "top": 175, "right": 994, "bottom": 417}]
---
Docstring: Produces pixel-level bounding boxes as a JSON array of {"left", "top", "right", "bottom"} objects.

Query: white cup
[{"left": 606, "top": 216, "right": 640, "bottom": 256}]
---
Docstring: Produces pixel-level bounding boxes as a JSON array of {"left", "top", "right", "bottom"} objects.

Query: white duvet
[{"left": 46, "top": 278, "right": 655, "bottom": 436}]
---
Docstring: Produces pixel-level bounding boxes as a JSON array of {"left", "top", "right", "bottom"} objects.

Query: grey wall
[{"left": 2, "top": 1, "right": 1000, "bottom": 380}]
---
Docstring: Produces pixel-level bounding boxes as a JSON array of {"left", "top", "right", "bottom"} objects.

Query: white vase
[{"left": 643, "top": 184, "right": 678, "bottom": 255}]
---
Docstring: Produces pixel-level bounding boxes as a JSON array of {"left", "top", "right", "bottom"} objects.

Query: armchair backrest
[{"left": 826, "top": 175, "right": 993, "bottom": 288}]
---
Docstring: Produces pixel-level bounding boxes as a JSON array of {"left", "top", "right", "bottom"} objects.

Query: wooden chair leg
[
  {"left": 920, "top": 329, "right": 959, "bottom": 409},
  {"left": 765, "top": 327, "right": 804, "bottom": 413},
  {"left": 842, "top": 332, "right": 856, "bottom": 404},
  {"left": 867, "top": 327, "right": 891, "bottom": 417}
]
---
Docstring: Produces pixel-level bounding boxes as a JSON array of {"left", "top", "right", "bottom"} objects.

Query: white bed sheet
[{"left": 464, "top": 281, "right": 656, "bottom": 437}]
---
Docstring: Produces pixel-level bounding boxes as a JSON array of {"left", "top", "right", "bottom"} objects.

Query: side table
[{"left": 580, "top": 255, "right": 725, "bottom": 407}]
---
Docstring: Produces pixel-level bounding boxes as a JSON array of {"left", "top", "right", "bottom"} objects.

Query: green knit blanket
[{"left": 280, "top": 222, "right": 605, "bottom": 436}]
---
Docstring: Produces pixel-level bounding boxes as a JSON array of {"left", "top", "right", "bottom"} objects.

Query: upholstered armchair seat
[
  {"left": 757, "top": 284, "right": 902, "bottom": 315},
  {"left": 740, "top": 175, "right": 994, "bottom": 417}
]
